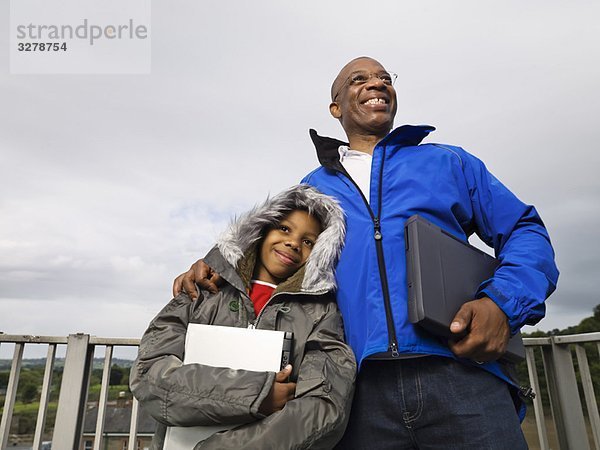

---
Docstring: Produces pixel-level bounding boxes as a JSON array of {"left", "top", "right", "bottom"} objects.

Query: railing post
[
  {"left": 0, "top": 343, "right": 24, "bottom": 450},
  {"left": 52, "top": 333, "right": 94, "bottom": 450},
  {"left": 128, "top": 398, "right": 140, "bottom": 450},
  {"left": 542, "top": 338, "right": 590, "bottom": 450},
  {"left": 574, "top": 344, "right": 600, "bottom": 449},
  {"left": 32, "top": 344, "right": 57, "bottom": 450},
  {"left": 525, "top": 347, "right": 550, "bottom": 450},
  {"left": 93, "top": 345, "right": 113, "bottom": 450}
]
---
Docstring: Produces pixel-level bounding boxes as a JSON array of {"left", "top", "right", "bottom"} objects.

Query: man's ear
[{"left": 329, "top": 102, "right": 342, "bottom": 119}]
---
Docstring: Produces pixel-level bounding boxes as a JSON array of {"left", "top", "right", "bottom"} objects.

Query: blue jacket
[{"left": 302, "top": 125, "right": 559, "bottom": 408}]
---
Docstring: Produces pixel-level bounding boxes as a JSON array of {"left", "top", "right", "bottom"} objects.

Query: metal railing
[
  {"left": 1, "top": 332, "right": 600, "bottom": 450},
  {"left": 0, "top": 334, "right": 141, "bottom": 450},
  {"left": 524, "top": 332, "right": 600, "bottom": 450}
]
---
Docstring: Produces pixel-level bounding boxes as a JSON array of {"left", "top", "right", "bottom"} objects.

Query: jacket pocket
[{"left": 295, "top": 352, "right": 329, "bottom": 398}]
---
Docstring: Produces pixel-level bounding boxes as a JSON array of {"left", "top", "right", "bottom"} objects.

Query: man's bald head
[
  {"left": 331, "top": 56, "right": 385, "bottom": 101},
  {"left": 329, "top": 56, "right": 397, "bottom": 143}
]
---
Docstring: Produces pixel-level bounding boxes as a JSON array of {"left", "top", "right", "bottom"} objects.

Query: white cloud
[{"left": 1, "top": 0, "right": 599, "bottom": 356}]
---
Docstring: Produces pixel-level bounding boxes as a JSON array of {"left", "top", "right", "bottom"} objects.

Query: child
[{"left": 130, "top": 185, "right": 356, "bottom": 449}]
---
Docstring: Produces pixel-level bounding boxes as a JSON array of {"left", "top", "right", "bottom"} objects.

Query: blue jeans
[{"left": 336, "top": 356, "right": 527, "bottom": 450}]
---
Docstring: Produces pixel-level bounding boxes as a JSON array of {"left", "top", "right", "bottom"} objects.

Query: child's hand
[{"left": 258, "top": 365, "right": 296, "bottom": 415}]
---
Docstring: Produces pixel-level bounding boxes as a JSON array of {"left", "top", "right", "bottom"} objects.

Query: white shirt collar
[
  {"left": 250, "top": 279, "right": 278, "bottom": 289},
  {"left": 338, "top": 145, "right": 373, "bottom": 163}
]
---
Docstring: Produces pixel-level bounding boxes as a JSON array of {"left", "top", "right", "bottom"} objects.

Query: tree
[
  {"left": 0, "top": 371, "right": 9, "bottom": 389},
  {"left": 109, "top": 365, "right": 124, "bottom": 385},
  {"left": 20, "top": 382, "right": 38, "bottom": 404}
]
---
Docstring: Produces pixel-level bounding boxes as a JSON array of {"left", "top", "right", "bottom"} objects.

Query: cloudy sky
[{"left": 1, "top": 0, "right": 599, "bottom": 358}]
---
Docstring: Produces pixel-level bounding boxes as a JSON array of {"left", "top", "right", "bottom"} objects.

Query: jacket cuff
[
  {"left": 248, "top": 371, "right": 276, "bottom": 418},
  {"left": 478, "top": 283, "right": 523, "bottom": 336}
]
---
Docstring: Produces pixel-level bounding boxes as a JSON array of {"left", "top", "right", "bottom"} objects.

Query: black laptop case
[{"left": 404, "top": 214, "right": 525, "bottom": 363}]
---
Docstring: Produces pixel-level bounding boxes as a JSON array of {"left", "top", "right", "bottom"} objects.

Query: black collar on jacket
[{"left": 309, "top": 124, "right": 436, "bottom": 171}]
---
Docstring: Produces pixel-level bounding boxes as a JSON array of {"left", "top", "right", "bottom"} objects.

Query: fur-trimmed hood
[{"left": 215, "top": 184, "right": 346, "bottom": 293}]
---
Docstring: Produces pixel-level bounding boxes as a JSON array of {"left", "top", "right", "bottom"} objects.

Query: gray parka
[{"left": 130, "top": 185, "right": 357, "bottom": 449}]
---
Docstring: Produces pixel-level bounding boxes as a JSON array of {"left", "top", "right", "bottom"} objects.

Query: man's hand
[
  {"left": 258, "top": 365, "right": 296, "bottom": 415},
  {"left": 448, "top": 297, "right": 510, "bottom": 362},
  {"left": 172, "top": 259, "right": 223, "bottom": 300}
]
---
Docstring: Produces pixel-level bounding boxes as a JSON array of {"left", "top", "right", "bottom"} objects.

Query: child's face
[{"left": 254, "top": 210, "right": 322, "bottom": 285}]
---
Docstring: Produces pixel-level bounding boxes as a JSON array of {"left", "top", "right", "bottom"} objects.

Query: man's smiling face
[{"left": 330, "top": 57, "right": 397, "bottom": 140}]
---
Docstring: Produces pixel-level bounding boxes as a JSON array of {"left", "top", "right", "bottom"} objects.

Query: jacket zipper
[
  {"left": 336, "top": 148, "right": 399, "bottom": 357},
  {"left": 373, "top": 217, "right": 399, "bottom": 357},
  {"left": 247, "top": 290, "right": 324, "bottom": 329}
]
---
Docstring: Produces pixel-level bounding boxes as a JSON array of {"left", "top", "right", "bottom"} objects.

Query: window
[{"left": 84, "top": 440, "right": 93, "bottom": 450}]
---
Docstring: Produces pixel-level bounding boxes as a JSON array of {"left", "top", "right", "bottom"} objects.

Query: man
[{"left": 175, "top": 57, "right": 559, "bottom": 449}]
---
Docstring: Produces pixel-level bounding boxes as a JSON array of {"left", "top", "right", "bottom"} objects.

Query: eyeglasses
[{"left": 333, "top": 71, "right": 398, "bottom": 101}]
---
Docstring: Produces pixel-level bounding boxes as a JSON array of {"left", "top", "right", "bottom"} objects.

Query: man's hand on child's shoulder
[
  {"left": 172, "top": 259, "right": 224, "bottom": 299},
  {"left": 259, "top": 365, "right": 296, "bottom": 415}
]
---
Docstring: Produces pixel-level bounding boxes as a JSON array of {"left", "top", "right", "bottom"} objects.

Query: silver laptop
[{"left": 164, "top": 325, "right": 293, "bottom": 449}]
